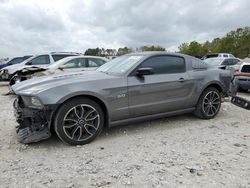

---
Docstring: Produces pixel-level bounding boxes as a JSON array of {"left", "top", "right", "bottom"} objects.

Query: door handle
[{"left": 178, "top": 78, "right": 185, "bottom": 82}]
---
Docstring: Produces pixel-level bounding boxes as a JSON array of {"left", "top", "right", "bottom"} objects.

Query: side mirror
[
  {"left": 26, "top": 61, "right": 32, "bottom": 65},
  {"left": 136, "top": 68, "right": 154, "bottom": 77}
]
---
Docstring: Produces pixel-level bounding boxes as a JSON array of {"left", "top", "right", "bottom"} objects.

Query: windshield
[
  {"left": 97, "top": 55, "right": 143, "bottom": 75},
  {"left": 204, "top": 58, "right": 223, "bottom": 66},
  {"left": 19, "top": 56, "right": 34, "bottom": 65}
]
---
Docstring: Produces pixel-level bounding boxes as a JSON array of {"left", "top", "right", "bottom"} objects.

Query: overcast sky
[{"left": 0, "top": 0, "right": 249, "bottom": 58}]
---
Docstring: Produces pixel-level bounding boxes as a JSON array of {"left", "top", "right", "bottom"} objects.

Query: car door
[
  {"left": 127, "top": 55, "right": 195, "bottom": 118},
  {"left": 26, "top": 55, "right": 51, "bottom": 68}
]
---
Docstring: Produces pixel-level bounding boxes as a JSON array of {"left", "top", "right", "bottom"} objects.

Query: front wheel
[
  {"left": 54, "top": 98, "right": 104, "bottom": 145},
  {"left": 194, "top": 87, "right": 221, "bottom": 119}
]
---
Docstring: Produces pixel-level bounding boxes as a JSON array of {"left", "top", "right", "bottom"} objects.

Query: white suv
[
  {"left": 0, "top": 52, "right": 80, "bottom": 80},
  {"left": 202, "top": 53, "right": 235, "bottom": 60}
]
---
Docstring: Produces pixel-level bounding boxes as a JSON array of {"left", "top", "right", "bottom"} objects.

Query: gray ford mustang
[{"left": 12, "top": 52, "right": 233, "bottom": 145}]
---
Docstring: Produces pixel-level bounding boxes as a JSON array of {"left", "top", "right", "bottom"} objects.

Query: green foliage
[
  {"left": 140, "top": 45, "right": 165, "bottom": 52},
  {"left": 84, "top": 45, "right": 165, "bottom": 57},
  {"left": 117, "top": 47, "right": 132, "bottom": 56},
  {"left": 84, "top": 48, "right": 117, "bottom": 56},
  {"left": 178, "top": 27, "right": 250, "bottom": 58}
]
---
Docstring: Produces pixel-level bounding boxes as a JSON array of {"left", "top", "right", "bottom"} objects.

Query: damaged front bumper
[
  {"left": 230, "top": 73, "right": 250, "bottom": 110},
  {"left": 231, "top": 96, "right": 250, "bottom": 110},
  {"left": 13, "top": 97, "right": 56, "bottom": 144}
]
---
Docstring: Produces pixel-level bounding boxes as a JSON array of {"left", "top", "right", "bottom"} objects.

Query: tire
[
  {"left": 194, "top": 87, "right": 221, "bottom": 119},
  {"left": 54, "top": 98, "right": 104, "bottom": 145}
]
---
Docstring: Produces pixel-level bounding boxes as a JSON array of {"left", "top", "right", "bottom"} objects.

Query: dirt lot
[{"left": 0, "top": 82, "right": 249, "bottom": 188}]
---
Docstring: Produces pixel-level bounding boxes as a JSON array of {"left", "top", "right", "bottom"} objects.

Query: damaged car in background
[
  {"left": 12, "top": 52, "right": 234, "bottom": 145},
  {"left": 0, "top": 55, "right": 32, "bottom": 70},
  {"left": 234, "top": 62, "right": 250, "bottom": 92},
  {"left": 9, "top": 56, "right": 108, "bottom": 86},
  {"left": 0, "top": 52, "right": 80, "bottom": 81}
]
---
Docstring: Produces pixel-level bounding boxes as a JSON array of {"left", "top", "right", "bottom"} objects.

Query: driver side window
[{"left": 138, "top": 55, "right": 185, "bottom": 74}]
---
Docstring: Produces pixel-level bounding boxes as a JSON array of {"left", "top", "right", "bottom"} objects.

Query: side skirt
[{"left": 109, "top": 107, "right": 195, "bottom": 127}]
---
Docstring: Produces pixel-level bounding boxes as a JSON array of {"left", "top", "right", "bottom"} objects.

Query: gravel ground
[{"left": 0, "top": 82, "right": 250, "bottom": 188}]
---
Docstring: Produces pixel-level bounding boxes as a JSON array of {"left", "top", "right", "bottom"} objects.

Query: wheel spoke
[
  {"left": 210, "top": 92, "right": 215, "bottom": 100},
  {"left": 65, "top": 118, "right": 77, "bottom": 123},
  {"left": 71, "top": 126, "right": 80, "bottom": 139},
  {"left": 86, "top": 114, "right": 99, "bottom": 121},
  {"left": 211, "top": 105, "right": 217, "bottom": 113},
  {"left": 83, "top": 124, "right": 93, "bottom": 136},
  {"left": 64, "top": 123, "right": 78, "bottom": 129},
  {"left": 64, "top": 119, "right": 78, "bottom": 128},
  {"left": 213, "top": 101, "right": 220, "bottom": 104},
  {"left": 204, "top": 105, "right": 210, "bottom": 114},
  {"left": 74, "top": 105, "right": 84, "bottom": 119},
  {"left": 210, "top": 106, "right": 215, "bottom": 114},
  {"left": 85, "top": 123, "right": 97, "bottom": 130},
  {"left": 77, "top": 127, "right": 83, "bottom": 141},
  {"left": 212, "top": 96, "right": 219, "bottom": 102},
  {"left": 84, "top": 110, "right": 95, "bottom": 120},
  {"left": 79, "top": 105, "right": 85, "bottom": 118}
]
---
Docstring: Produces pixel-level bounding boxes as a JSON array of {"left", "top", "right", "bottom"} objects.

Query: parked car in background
[
  {"left": 12, "top": 52, "right": 233, "bottom": 145},
  {"left": 234, "top": 62, "right": 250, "bottom": 92},
  {"left": 9, "top": 56, "right": 108, "bottom": 86},
  {"left": 204, "top": 57, "right": 242, "bottom": 69},
  {"left": 0, "top": 56, "right": 32, "bottom": 70},
  {"left": 243, "top": 57, "right": 250, "bottom": 63},
  {"left": 201, "top": 53, "right": 235, "bottom": 60},
  {"left": 0, "top": 52, "right": 80, "bottom": 81}
]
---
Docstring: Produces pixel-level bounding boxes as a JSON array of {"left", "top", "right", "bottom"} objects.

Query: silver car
[
  {"left": 12, "top": 52, "right": 233, "bottom": 145},
  {"left": 9, "top": 56, "right": 108, "bottom": 86}
]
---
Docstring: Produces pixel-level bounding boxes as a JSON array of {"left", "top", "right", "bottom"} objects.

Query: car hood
[
  {"left": 12, "top": 71, "right": 116, "bottom": 95},
  {"left": 3, "top": 63, "right": 26, "bottom": 74}
]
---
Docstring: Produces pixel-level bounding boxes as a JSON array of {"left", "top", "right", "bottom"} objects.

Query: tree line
[
  {"left": 84, "top": 27, "right": 250, "bottom": 59},
  {"left": 178, "top": 27, "right": 250, "bottom": 58},
  {"left": 84, "top": 46, "right": 165, "bottom": 56}
]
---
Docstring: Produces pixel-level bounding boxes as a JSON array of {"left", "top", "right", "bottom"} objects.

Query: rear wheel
[
  {"left": 194, "top": 87, "right": 221, "bottom": 119},
  {"left": 54, "top": 98, "right": 104, "bottom": 145}
]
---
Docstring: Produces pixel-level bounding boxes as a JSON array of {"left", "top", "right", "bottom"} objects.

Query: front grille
[{"left": 241, "top": 65, "right": 250, "bottom": 73}]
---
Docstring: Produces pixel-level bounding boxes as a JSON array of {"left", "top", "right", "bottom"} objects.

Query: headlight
[
  {"left": 22, "top": 96, "right": 44, "bottom": 109},
  {"left": 31, "top": 97, "right": 43, "bottom": 107}
]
